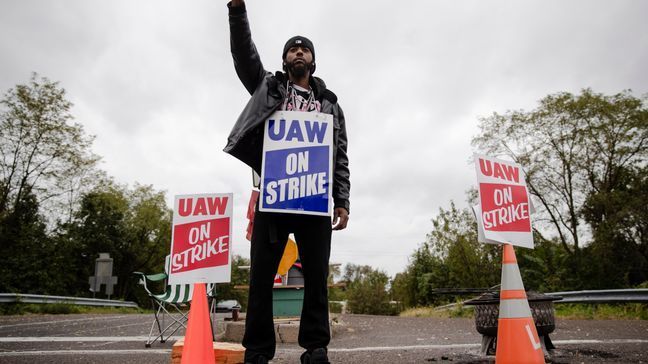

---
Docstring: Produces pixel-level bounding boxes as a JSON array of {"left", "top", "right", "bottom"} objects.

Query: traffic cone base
[
  {"left": 172, "top": 340, "right": 244, "bottom": 364},
  {"left": 496, "top": 317, "right": 544, "bottom": 364},
  {"left": 181, "top": 283, "right": 216, "bottom": 364}
]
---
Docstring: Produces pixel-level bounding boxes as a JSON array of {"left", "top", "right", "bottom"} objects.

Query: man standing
[{"left": 224, "top": 1, "right": 350, "bottom": 363}]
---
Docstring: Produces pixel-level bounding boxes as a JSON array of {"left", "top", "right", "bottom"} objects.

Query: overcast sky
[{"left": 1, "top": 0, "right": 646, "bottom": 277}]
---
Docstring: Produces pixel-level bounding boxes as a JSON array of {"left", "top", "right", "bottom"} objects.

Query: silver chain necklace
[{"left": 284, "top": 80, "right": 314, "bottom": 112}]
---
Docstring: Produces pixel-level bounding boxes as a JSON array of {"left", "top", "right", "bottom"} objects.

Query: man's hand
[
  {"left": 230, "top": 0, "right": 244, "bottom": 6},
  {"left": 332, "top": 207, "right": 349, "bottom": 231}
]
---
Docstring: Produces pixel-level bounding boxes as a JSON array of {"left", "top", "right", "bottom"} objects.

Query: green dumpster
[{"left": 272, "top": 286, "right": 304, "bottom": 317}]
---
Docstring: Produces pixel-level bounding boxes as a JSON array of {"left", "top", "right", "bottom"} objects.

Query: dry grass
[
  {"left": 555, "top": 303, "right": 648, "bottom": 320},
  {"left": 400, "top": 304, "right": 474, "bottom": 318},
  {"left": 399, "top": 303, "right": 648, "bottom": 320},
  {"left": 1, "top": 303, "right": 147, "bottom": 315}
]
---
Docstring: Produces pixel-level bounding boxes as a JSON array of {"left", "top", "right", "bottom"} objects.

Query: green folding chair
[{"left": 134, "top": 256, "right": 194, "bottom": 347}]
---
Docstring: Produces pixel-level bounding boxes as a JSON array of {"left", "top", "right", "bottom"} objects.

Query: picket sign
[
  {"left": 471, "top": 205, "right": 501, "bottom": 245},
  {"left": 473, "top": 154, "right": 534, "bottom": 248},
  {"left": 260, "top": 110, "right": 334, "bottom": 216},
  {"left": 168, "top": 193, "right": 232, "bottom": 285}
]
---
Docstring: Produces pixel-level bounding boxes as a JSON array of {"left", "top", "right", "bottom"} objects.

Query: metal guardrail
[
  {"left": 0, "top": 293, "right": 139, "bottom": 308},
  {"left": 547, "top": 289, "right": 648, "bottom": 304},
  {"left": 434, "top": 289, "right": 648, "bottom": 310},
  {"left": 430, "top": 288, "right": 498, "bottom": 295}
]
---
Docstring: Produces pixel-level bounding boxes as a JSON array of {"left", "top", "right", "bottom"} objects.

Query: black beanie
[{"left": 282, "top": 36, "right": 315, "bottom": 61}]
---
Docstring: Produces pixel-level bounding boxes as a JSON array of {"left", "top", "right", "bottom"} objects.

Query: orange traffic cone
[
  {"left": 495, "top": 244, "right": 545, "bottom": 364},
  {"left": 181, "top": 283, "right": 215, "bottom": 364}
]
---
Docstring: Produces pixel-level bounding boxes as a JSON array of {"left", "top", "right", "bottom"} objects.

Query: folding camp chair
[
  {"left": 206, "top": 283, "right": 219, "bottom": 337},
  {"left": 134, "top": 256, "right": 194, "bottom": 347}
]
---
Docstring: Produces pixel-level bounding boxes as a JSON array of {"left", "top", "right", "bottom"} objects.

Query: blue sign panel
[{"left": 260, "top": 111, "right": 333, "bottom": 216}]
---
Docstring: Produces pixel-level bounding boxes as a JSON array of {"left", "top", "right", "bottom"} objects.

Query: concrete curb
[{"left": 220, "top": 318, "right": 337, "bottom": 344}]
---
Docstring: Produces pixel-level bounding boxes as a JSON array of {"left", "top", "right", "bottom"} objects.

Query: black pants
[{"left": 243, "top": 210, "right": 332, "bottom": 361}]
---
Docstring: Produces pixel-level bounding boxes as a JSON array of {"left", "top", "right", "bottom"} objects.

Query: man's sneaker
[{"left": 300, "top": 347, "right": 330, "bottom": 364}]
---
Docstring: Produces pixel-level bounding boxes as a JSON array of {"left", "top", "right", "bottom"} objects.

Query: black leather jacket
[{"left": 224, "top": 3, "right": 350, "bottom": 213}]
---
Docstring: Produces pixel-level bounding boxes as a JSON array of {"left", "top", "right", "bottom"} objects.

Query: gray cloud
[{"left": 1, "top": 0, "right": 646, "bottom": 276}]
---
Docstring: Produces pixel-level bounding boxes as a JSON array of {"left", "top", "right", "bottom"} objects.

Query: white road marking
[
  {"left": 0, "top": 349, "right": 170, "bottom": 356},
  {"left": 329, "top": 343, "right": 480, "bottom": 352},
  {"left": 0, "top": 337, "right": 646, "bottom": 357},
  {"left": 47, "top": 321, "right": 156, "bottom": 337},
  {"left": 0, "top": 336, "right": 181, "bottom": 342},
  {"left": 329, "top": 339, "right": 648, "bottom": 353},
  {"left": 0, "top": 315, "right": 133, "bottom": 329},
  {"left": 554, "top": 339, "right": 648, "bottom": 345},
  {"left": 288, "top": 339, "right": 648, "bottom": 353}
]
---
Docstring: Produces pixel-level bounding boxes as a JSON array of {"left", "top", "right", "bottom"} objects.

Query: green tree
[
  {"left": 0, "top": 190, "right": 54, "bottom": 293},
  {"left": 327, "top": 263, "right": 345, "bottom": 304},
  {"left": 516, "top": 235, "right": 569, "bottom": 292},
  {"left": 0, "top": 73, "right": 100, "bottom": 222},
  {"left": 0, "top": 74, "right": 104, "bottom": 295},
  {"left": 389, "top": 271, "right": 410, "bottom": 307},
  {"left": 393, "top": 202, "right": 580, "bottom": 308},
  {"left": 395, "top": 202, "right": 500, "bottom": 307},
  {"left": 581, "top": 166, "right": 648, "bottom": 286},
  {"left": 343, "top": 264, "right": 395, "bottom": 315},
  {"left": 64, "top": 183, "right": 171, "bottom": 301},
  {"left": 215, "top": 255, "right": 250, "bottom": 310},
  {"left": 473, "top": 89, "right": 647, "bottom": 287},
  {"left": 398, "top": 242, "right": 447, "bottom": 307},
  {"left": 473, "top": 89, "right": 647, "bottom": 254},
  {"left": 428, "top": 202, "right": 500, "bottom": 289}
]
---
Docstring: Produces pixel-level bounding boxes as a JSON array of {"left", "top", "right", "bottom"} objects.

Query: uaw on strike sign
[
  {"left": 260, "top": 110, "right": 333, "bottom": 216},
  {"left": 473, "top": 154, "right": 534, "bottom": 248},
  {"left": 168, "top": 193, "right": 232, "bottom": 285}
]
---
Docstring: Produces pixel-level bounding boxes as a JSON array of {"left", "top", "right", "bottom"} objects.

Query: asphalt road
[{"left": 0, "top": 313, "right": 647, "bottom": 363}]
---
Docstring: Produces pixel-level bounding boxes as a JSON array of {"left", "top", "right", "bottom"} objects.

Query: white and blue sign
[{"left": 260, "top": 111, "right": 333, "bottom": 216}]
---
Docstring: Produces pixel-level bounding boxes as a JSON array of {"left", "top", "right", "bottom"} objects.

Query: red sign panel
[
  {"left": 171, "top": 217, "right": 230, "bottom": 274},
  {"left": 474, "top": 154, "right": 533, "bottom": 248},
  {"left": 168, "top": 193, "right": 233, "bottom": 285},
  {"left": 479, "top": 183, "right": 531, "bottom": 232}
]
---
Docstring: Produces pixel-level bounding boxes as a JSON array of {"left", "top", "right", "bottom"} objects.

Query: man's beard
[{"left": 287, "top": 60, "right": 311, "bottom": 78}]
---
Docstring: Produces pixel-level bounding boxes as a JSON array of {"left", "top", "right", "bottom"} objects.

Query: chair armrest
[
  {"left": 133, "top": 272, "right": 152, "bottom": 295},
  {"left": 207, "top": 283, "right": 217, "bottom": 298},
  {"left": 145, "top": 273, "right": 168, "bottom": 282},
  {"left": 133, "top": 271, "right": 167, "bottom": 296}
]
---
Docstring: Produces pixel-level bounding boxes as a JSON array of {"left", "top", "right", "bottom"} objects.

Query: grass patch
[
  {"left": 555, "top": 303, "right": 648, "bottom": 320},
  {"left": 399, "top": 303, "right": 648, "bottom": 320},
  {"left": 0, "top": 303, "right": 148, "bottom": 315},
  {"left": 329, "top": 301, "right": 344, "bottom": 314},
  {"left": 400, "top": 304, "right": 474, "bottom": 318}
]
